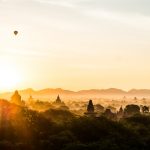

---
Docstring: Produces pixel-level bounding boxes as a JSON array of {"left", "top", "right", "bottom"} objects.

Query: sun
[{"left": 0, "top": 62, "right": 22, "bottom": 91}]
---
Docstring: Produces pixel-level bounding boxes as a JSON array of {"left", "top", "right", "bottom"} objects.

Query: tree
[
  {"left": 124, "top": 104, "right": 140, "bottom": 117},
  {"left": 142, "top": 106, "right": 149, "bottom": 113},
  {"left": 103, "top": 109, "right": 116, "bottom": 120},
  {"left": 95, "top": 104, "right": 104, "bottom": 113}
]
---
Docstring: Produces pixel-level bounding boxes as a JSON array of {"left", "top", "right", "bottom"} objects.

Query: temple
[
  {"left": 10, "top": 90, "right": 25, "bottom": 106},
  {"left": 53, "top": 95, "right": 65, "bottom": 106},
  {"left": 117, "top": 106, "right": 124, "bottom": 120},
  {"left": 27, "top": 95, "right": 34, "bottom": 105},
  {"left": 84, "top": 100, "right": 97, "bottom": 117},
  {"left": 55, "top": 95, "right": 61, "bottom": 104}
]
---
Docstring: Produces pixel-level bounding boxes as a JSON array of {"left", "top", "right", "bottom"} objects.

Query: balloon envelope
[{"left": 14, "top": 31, "right": 18, "bottom": 35}]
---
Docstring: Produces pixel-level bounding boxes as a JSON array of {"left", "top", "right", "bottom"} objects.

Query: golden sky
[{"left": 0, "top": 0, "right": 150, "bottom": 91}]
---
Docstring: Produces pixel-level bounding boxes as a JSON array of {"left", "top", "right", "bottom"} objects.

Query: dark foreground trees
[{"left": 1, "top": 100, "right": 150, "bottom": 150}]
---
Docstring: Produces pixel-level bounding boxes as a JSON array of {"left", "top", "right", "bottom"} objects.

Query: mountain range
[{"left": 1, "top": 88, "right": 150, "bottom": 100}]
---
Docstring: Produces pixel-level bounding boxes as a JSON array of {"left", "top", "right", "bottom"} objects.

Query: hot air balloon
[{"left": 14, "top": 31, "right": 18, "bottom": 36}]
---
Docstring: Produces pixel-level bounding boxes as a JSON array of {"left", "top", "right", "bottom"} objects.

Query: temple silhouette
[
  {"left": 84, "top": 100, "right": 97, "bottom": 117},
  {"left": 10, "top": 90, "right": 25, "bottom": 106}
]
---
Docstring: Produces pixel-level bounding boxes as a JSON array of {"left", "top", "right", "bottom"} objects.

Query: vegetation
[{"left": 1, "top": 99, "right": 150, "bottom": 150}]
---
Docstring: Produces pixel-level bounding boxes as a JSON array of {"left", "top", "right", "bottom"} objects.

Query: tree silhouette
[
  {"left": 124, "top": 104, "right": 140, "bottom": 117},
  {"left": 142, "top": 106, "right": 149, "bottom": 113}
]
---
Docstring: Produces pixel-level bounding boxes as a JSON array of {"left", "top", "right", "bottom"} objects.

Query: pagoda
[
  {"left": 55, "top": 95, "right": 61, "bottom": 104},
  {"left": 10, "top": 90, "right": 25, "bottom": 106},
  {"left": 84, "top": 100, "right": 97, "bottom": 117},
  {"left": 53, "top": 95, "right": 65, "bottom": 106}
]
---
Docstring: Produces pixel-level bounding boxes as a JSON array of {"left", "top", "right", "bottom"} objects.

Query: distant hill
[
  {"left": 1, "top": 88, "right": 150, "bottom": 100},
  {"left": 128, "top": 89, "right": 150, "bottom": 96},
  {"left": 78, "top": 88, "right": 126, "bottom": 95}
]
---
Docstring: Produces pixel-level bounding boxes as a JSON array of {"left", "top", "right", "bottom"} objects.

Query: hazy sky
[{"left": 0, "top": 0, "right": 150, "bottom": 91}]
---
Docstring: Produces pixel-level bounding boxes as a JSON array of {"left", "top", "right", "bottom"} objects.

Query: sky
[{"left": 0, "top": 0, "right": 150, "bottom": 92}]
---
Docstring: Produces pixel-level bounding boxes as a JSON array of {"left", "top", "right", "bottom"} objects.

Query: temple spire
[
  {"left": 87, "top": 100, "right": 94, "bottom": 113},
  {"left": 10, "top": 90, "right": 24, "bottom": 106},
  {"left": 56, "top": 95, "right": 61, "bottom": 103},
  {"left": 84, "top": 99, "right": 97, "bottom": 117}
]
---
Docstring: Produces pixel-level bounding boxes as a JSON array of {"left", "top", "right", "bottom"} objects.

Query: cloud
[
  {"left": 80, "top": 0, "right": 150, "bottom": 16},
  {"left": 1, "top": 0, "right": 150, "bottom": 30},
  {"left": 84, "top": 8, "right": 150, "bottom": 30},
  {"left": 33, "top": 0, "right": 77, "bottom": 8}
]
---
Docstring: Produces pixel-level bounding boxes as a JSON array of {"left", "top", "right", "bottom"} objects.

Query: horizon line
[{"left": 1, "top": 87, "right": 150, "bottom": 94}]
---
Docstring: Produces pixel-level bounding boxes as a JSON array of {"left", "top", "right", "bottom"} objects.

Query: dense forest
[{"left": 0, "top": 99, "right": 150, "bottom": 150}]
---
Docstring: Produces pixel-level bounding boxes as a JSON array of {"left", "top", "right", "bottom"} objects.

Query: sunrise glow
[
  {"left": 0, "top": 60, "right": 22, "bottom": 91},
  {"left": 0, "top": 0, "right": 150, "bottom": 91}
]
